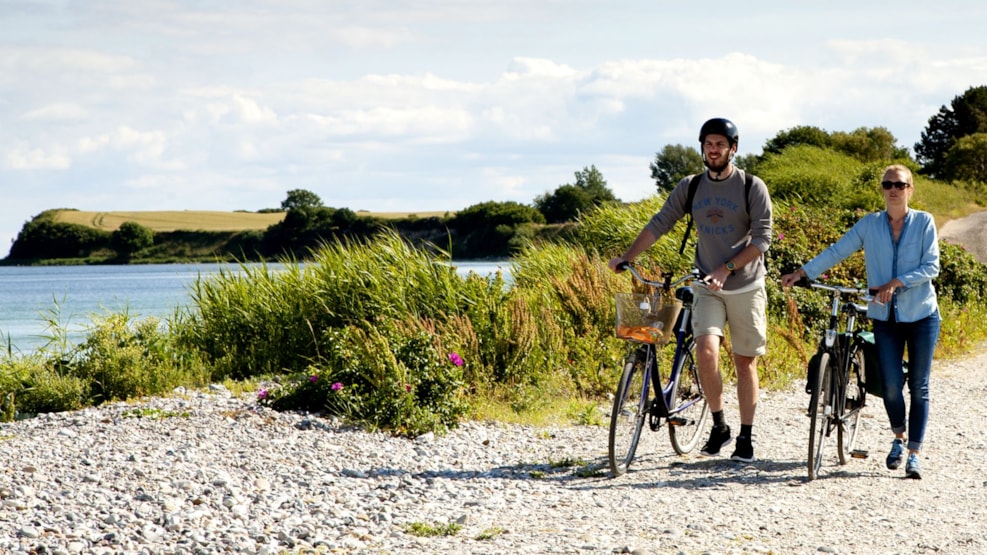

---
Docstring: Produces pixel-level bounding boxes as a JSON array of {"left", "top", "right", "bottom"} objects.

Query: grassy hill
[
  {"left": 52, "top": 210, "right": 286, "bottom": 232},
  {"left": 6, "top": 208, "right": 461, "bottom": 264},
  {"left": 51, "top": 209, "right": 452, "bottom": 232}
]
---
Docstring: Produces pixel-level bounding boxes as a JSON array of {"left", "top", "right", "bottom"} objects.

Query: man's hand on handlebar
[{"left": 608, "top": 257, "right": 629, "bottom": 273}]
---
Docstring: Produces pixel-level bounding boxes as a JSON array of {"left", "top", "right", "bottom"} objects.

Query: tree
[
  {"left": 534, "top": 165, "right": 619, "bottom": 223},
  {"left": 111, "top": 221, "right": 154, "bottom": 258},
  {"left": 914, "top": 85, "right": 987, "bottom": 179},
  {"left": 830, "top": 127, "right": 909, "bottom": 162},
  {"left": 534, "top": 185, "right": 591, "bottom": 223},
  {"left": 763, "top": 125, "right": 832, "bottom": 156},
  {"left": 572, "top": 165, "right": 618, "bottom": 204},
  {"left": 450, "top": 200, "right": 545, "bottom": 257},
  {"left": 7, "top": 213, "right": 109, "bottom": 260},
  {"left": 650, "top": 144, "right": 703, "bottom": 193},
  {"left": 733, "top": 153, "right": 761, "bottom": 175},
  {"left": 451, "top": 201, "right": 545, "bottom": 230},
  {"left": 281, "top": 189, "right": 323, "bottom": 211},
  {"left": 942, "top": 133, "right": 987, "bottom": 184}
]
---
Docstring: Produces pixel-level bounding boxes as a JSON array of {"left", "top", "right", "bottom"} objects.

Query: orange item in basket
[{"left": 616, "top": 324, "right": 666, "bottom": 344}]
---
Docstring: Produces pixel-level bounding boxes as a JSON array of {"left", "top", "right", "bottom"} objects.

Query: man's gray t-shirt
[{"left": 645, "top": 169, "right": 773, "bottom": 291}]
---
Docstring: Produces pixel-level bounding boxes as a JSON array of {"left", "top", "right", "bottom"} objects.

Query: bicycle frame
[{"left": 645, "top": 291, "right": 700, "bottom": 423}]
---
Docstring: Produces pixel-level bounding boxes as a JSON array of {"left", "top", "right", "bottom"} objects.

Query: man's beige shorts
[{"left": 692, "top": 285, "right": 767, "bottom": 357}]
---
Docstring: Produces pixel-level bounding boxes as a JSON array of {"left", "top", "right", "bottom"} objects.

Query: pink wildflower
[
  {"left": 309, "top": 374, "right": 319, "bottom": 383},
  {"left": 257, "top": 388, "right": 269, "bottom": 400},
  {"left": 448, "top": 352, "right": 464, "bottom": 367},
  {"left": 405, "top": 383, "right": 412, "bottom": 392},
  {"left": 331, "top": 382, "right": 343, "bottom": 392}
]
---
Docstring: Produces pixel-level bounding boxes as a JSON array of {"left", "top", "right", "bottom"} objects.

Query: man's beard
[{"left": 704, "top": 157, "right": 732, "bottom": 175}]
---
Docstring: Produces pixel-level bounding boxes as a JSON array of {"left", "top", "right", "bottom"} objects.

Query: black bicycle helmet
[{"left": 698, "top": 118, "right": 739, "bottom": 146}]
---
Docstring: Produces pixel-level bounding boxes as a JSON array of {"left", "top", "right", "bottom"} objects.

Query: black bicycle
[
  {"left": 608, "top": 263, "right": 709, "bottom": 477},
  {"left": 797, "top": 280, "right": 874, "bottom": 480}
]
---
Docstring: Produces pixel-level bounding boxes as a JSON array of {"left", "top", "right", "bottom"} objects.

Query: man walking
[{"left": 608, "top": 117, "right": 773, "bottom": 462}]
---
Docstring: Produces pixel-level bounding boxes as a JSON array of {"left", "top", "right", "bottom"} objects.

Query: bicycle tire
[
  {"left": 668, "top": 339, "right": 708, "bottom": 454},
  {"left": 837, "top": 345, "right": 865, "bottom": 463},
  {"left": 608, "top": 347, "right": 652, "bottom": 476},
  {"left": 807, "top": 351, "right": 834, "bottom": 480}
]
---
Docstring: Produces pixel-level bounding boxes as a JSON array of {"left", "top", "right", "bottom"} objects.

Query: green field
[
  {"left": 53, "top": 210, "right": 286, "bottom": 232},
  {"left": 51, "top": 209, "right": 452, "bottom": 232}
]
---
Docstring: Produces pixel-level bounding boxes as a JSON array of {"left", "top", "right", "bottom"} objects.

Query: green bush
[
  {"left": 70, "top": 314, "right": 209, "bottom": 403},
  {"left": 0, "top": 312, "right": 208, "bottom": 420},
  {"left": 263, "top": 324, "right": 468, "bottom": 437},
  {"left": 1, "top": 364, "right": 89, "bottom": 418},
  {"left": 937, "top": 241, "right": 987, "bottom": 304},
  {"left": 757, "top": 145, "right": 885, "bottom": 211}
]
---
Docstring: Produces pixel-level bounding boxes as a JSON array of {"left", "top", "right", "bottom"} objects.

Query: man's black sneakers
[{"left": 700, "top": 425, "right": 732, "bottom": 456}]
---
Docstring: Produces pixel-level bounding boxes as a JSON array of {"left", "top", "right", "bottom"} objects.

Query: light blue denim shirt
[{"left": 802, "top": 209, "right": 940, "bottom": 323}]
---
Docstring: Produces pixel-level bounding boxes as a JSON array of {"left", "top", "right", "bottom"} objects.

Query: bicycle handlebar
[
  {"left": 618, "top": 262, "right": 703, "bottom": 290},
  {"left": 793, "top": 278, "right": 876, "bottom": 307}
]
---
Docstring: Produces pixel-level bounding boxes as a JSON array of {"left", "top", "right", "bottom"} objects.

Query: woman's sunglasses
[{"left": 881, "top": 181, "right": 910, "bottom": 190}]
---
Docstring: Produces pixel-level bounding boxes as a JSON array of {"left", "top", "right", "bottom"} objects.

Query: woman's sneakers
[
  {"left": 887, "top": 439, "right": 922, "bottom": 479},
  {"left": 905, "top": 454, "right": 922, "bottom": 479},
  {"left": 886, "top": 438, "right": 905, "bottom": 470}
]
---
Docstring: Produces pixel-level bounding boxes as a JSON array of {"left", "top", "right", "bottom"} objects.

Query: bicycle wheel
[
  {"left": 837, "top": 345, "right": 865, "bottom": 464},
  {"left": 608, "top": 347, "right": 653, "bottom": 476},
  {"left": 668, "top": 339, "right": 708, "bottom": 454},
  {"left": 807, "top": 351, "right": 834, "bottom": 480}
]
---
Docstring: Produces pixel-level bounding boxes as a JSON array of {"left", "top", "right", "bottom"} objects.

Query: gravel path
[
  {"left": 940, "top": 210, "right": 987, "bottom": 264},
  {"left": 2, "top": 343, "right": 986, "bottom": 555}
]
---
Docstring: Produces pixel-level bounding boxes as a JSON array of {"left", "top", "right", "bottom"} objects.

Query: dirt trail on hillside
[{"left": 940, "top": 210, "right": 987, "bottom": 263}]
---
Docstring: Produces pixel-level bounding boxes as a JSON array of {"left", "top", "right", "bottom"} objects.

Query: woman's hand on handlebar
[
  {"left": 871, "top": 278, "right": 904, "bottom": 305},
  {"left": 780, "top": 268, "right": 807, "bottom": 288}
]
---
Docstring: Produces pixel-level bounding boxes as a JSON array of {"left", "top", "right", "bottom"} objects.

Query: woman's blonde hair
[{"left": 883, "top": 164, "right": 913, "bottom": 186}]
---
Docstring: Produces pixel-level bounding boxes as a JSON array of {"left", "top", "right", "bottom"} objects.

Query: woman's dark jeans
[{"left": 873, "top": 312, "right": 940, "bottom": 452}]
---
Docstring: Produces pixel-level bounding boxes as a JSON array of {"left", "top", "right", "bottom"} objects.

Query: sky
[{"left": 2, "top": 1, "right": 986, "bottom": 259}]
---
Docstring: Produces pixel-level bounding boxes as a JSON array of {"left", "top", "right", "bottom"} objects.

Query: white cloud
[
  {"left": 3, "top": 145, "right": 72, "bottom": 170},
  {"left": 22, "top": 103, "right": 89, "bottom": 121},
  {"left": 231, "top": 94, "right": 278, "bottom": 125},
  {"left": 331, "top": 26, "right": 413, "bottom": 49}
]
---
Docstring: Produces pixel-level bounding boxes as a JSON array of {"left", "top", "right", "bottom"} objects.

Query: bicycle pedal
[
  {"left": 666, "top": 416, "right": 687, "bottom": 426},
  {"left": 850, "top": 449, "right": 869, "bottom": 459}
]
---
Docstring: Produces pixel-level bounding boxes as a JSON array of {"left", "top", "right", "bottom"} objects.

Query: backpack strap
[
  {"left": 744, "top": 171, "right": 753, "bottom": 215},
  {"left": 678, "top": 170, "right": 755, "bottom": 256},
  {"left": 678, "top": 173, "right": 704, "bottom": 255}
]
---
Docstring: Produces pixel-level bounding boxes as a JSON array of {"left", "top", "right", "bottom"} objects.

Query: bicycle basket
[{"left": 615, "top": 292, "right": 683, "bottom": 346}]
